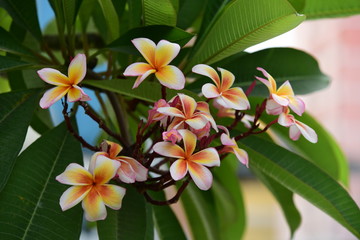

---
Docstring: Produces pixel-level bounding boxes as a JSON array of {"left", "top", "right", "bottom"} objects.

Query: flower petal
[
  {"left": 277, "top": 80, "right": 294, "bottom": 97},
  {"left": 192, "top": 64, "right": 220, "bottom": 88},
  {"left": 133, "top": 69, "right": 156, "bottom": 88},
  {"left": 256, "top": 67, "right": 277, "bottom": 93},
  {"left": 288, "top": 96, "right": 305, "bottom": 116},
  {"left": 82, "top": 188, "right": 107, "bottom": 221},
  {"left": 106, "top": 141, "right": 123, "bottom": 159},
  {"left": 278, "top": 112, "right": 294, "bottom": 127},
  {"left": 295, "top": 120, "right": 318, "bottom": 143},
  {"left": 120, "top": 157, "right": 148, "bottom": 182},
  {"left": 266, "top": 99, "right": 283, "bottom": 115},
  {"left": 68, "top": 53, "right": 87, "bottom": 85},
  {"left": 155, "top": 40, "right": 180, "bottom": 68},
  {"left": 155, "top": 65, "right": 185, "bottom": 90},
  {"left": 116, "top": 160, "right": 136, "bottom": 183},
  {"left": 221, "top": 87, "right": 250, "bottom": 110},
  {"left": 67, "top": 86, "right": 82, "bottom": 102},
  {"left": 96, "top": 184, "right": 126, "bottom": 209},
  {"left": 178, "top": 94, "right": 196, "bottom": 118},
  {"left": 169, "top": 159, "right": 188, "bottom": 181},
  {"left": 39, "top": 86, "right": 70, "bottom": 109},
  {"left": 202, "top": 83, "right": 220, "bottom": 98},
  {"left": 157, "top": 106, "right": 184, "bottom": 118},
  {"left": 218, "top": 67, "right": 235, "bottom": 91},
  {"left": 189, "top": 147, "right": 220, "bottom": 167},
  {"left": 187, "top": 162, "right": 213, "bottom": 191},
  {"left": 37, "top": 68, "right": 69, "bottom": 86},
  {"left": 56, "top": 163, "right": 93, "bottom": 185},
  {"left": 178, "top": 129, "right": 197, "bottom": 157},
  {"left": 93, "top": 155, "right": 121, "bottom": 184},
  {"left": 233, "top": 147, "right": 249, "bottom": 167},
  {"left": 289, "top": 125, "right": 301, "bottom": 141},
  {"left": 272, "top": 93, "right": 289, "bottom": 106},
  {"left": 123, "top": 62, "right": 153, "bottom": 76},
  {"left": 59, "top": 185, "right": 91, "bottom": 211},
  {"left": 153, "top": 142, "right": 185, "bottom": 158},
  {"left": 132, "top": 38, "right": 156, "bottom": 66},
  {"left": 220, "top": 133, "right": 235, "bottom": 146},
  {"left": 185, "top": 115, "right": 208, "bottom": 130}
]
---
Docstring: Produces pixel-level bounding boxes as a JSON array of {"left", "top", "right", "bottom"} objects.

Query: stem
[{"left": 143, "top": 178, "right": 190, "bottom": 205}]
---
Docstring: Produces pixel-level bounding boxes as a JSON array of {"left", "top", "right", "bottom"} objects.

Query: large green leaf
[
  {"left": 176, "top": 0, "right": 207, "bottom": 29},
  {"left": 0, "top": 27, "right": 32, "bottom": 56},
  {"left": 150, "top": 191, "right": 187, "bottom": 240},
  {"left": 184, "top": 0, "right": 305, "bottom": 71},
  {"left": 143, "top": 0, "right": 177, "bottom": 26},
  {"left": 0, "top": 89, "right": 39, "bottom": 191},
  {"left": 0, "top": 0, "right": 42, "bottom": 40},
  {"left": 97, "top": 186, "right": 153, "bottom": 240},
  {"left": 107, "top": 25, "right": 193, "bottom": 54},
  {"left": 63, "top": 0, "right": 83, "bottom": 32},
  {"left": 239, "top": 136, "right": 360, "bottom": 238},
  {"left": 181, "top": 184, "right": 220, "bottom": 240},
  {"left": 187, "top": 48, "right": 329, "bottom": 96},
  {"left": 97, "top": 0, "right": 120, "bottom": 41},
  {"left": 0, "top": 55, "right": 32, "bottom": 72},
  {"left": 84, "top": 79, "right": 199, "bottom": 102},
  {"left": 0, "top": 121, "right": 84, "bottom": 239},
  {"left": 251, "top": 167, "right": 301, "bottom": 238},
  {"left": 212, "top": 157, "right": 246, "bottom": 240},
  {"left": 261, "top": 111, "right": 349, "bottom": 186},
  {"left": 290, "top": 0, "right": 360, "bottom": 19}
]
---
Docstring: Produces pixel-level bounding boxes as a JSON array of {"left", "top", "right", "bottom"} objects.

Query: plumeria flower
[
  {"left": 218, "top": 126, "right": 249, "bottom": 167},
  {"left": 256, "top": 67, "right": 304, "bottom": 116},
  {"left": 37, "top": 53, "right": 90, "bottom": 109},
  {"left": 192, "top": 64, "right": 249, "bottom": 110},
  {"left": 153, "top": 129, "right": 220, "bottom": 190},
  {"left": 157, "top": 93, "right": 218, "bottom": 132},
  {"left": 123, "top": 38, "right": 185, "bottom": 90},
  {"left": 147, "top": 99, "right": 170, "bottom": 126},
  {"left": 278, "top": 110, "right": 318, "bottom": 143},
  {"left": 162, "top": 129, "right": 182, "bottom": 144},
  {"left": 56, "top": 155, "right": 125, "bottom": 221},
  {"left": 94, "top": 141, "right": 148, "bottom": 183}
]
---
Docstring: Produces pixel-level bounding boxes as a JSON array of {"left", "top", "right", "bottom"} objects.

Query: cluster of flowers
[{"left": 37, "top": 38, "right": 317, "bottom": 221}]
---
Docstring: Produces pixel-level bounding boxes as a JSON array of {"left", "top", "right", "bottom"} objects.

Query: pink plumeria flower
[
  {"left": 278, "top": 110, "right": 318, "bottom": 143},
  {"left": 37, "top": 53, "right": 91, "bottom": 109},
  {"left": 256, "top": 67, "right": 305, "bottom": 116},
  {"left": 157, "top": 93, "right": 218, "bottom": 132},
  {"left": 123, "top": 38, "right": 185, "bottom": 90},
  {"left": 162, "top": 129, "right": 182, "bottom": 144},
  {"left": 56, "top": 155, "right": 125, "bottom": 221},
  {"left": 153, "top": 129, "right": 220, "bottom": 190},
  {"left": 218, "top": 126, "right": 249, "bottom": 167},
  {"left": 191, "top": 122, "right": 211, "bottom": 140},
  {"left": 192, "top": 64, "right": 250, "bottom": 110},
  {"left": 147, "top": 99, "right": 170, "bottom": 126},
  {"left": 94, "top": 141, "right": 148, "bottom": 183}
]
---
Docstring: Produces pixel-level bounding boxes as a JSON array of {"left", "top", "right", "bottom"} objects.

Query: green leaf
[
  {"left": 251, "top": 167, "right": 301, "bottom": 238},
  {"left": 176, "top": 0, "right": 206, "bottom": 29},
  {"left": 84, "top": 79, "right": 199, "bottom": 102},
  {"left": 143, "top": 0, "right": 177, "bottom": 26},
  {"left": 0, "top": 27, "right": 32, "bottom": 56},
  {"left": 97, "top": 0, "right": 120, "bottom": 41},
  {"left": 0, "top": 0, "right": 42, "bottom": 40},
  {"left": 150, "top": 191, "right": 187, "bottom": 240},
  {"left": 0, "top": 55, "right": 32, "bottom": 72},
  {"left": 63, "top": 0, "right": 83, "bottom": 32},
  {"left": 0, "top": 89, "right": 39, "bottom": 191},
  {"left": 187, "top": 48, "right": 329, "bottom": 96},
  {"left": 0, "top": 121, "right": 84, "bottom": 239},
  {"left": 212, "top": 157, "right": 246, "bottom": 240},
  {"left": 181, "top": 183, "right": 220, "bottom": 240},
  {"left": 107, "top": 25, "right": 193, "bottom": 54},
  {"left": 293, "top": 0, "right": 360, "bottom": 19},
  {"left": 185, "top": 0, "right": 305, "bottom": 71},
  {"left": 239, "top": 136, "right": 360, "bottom": 238},
  {"left": 97, "top": 186, "right": 152, "bottom": 240},
  {"left": 30, "top": 107, "right": 54, "bottom": 134},
  {"left": 261, "top": 111, "right": 349, "bottom": 186}
]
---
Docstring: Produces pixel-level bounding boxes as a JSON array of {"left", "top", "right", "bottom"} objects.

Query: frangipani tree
[{"left": 0, "top": 0, "right": 359, "bottom": 239}]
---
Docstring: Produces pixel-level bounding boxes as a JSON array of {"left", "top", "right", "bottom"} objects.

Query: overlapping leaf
[{"left": 143, "top": 0, "right": 177, "bottom": 26}]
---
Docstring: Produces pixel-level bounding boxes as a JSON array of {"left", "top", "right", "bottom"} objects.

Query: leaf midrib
[
  {"left": 21, "top": 132, "right": 69, "bottom": 239},
  {"left": 0, "top": 93, "right": 33, "bottom": 125}
]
